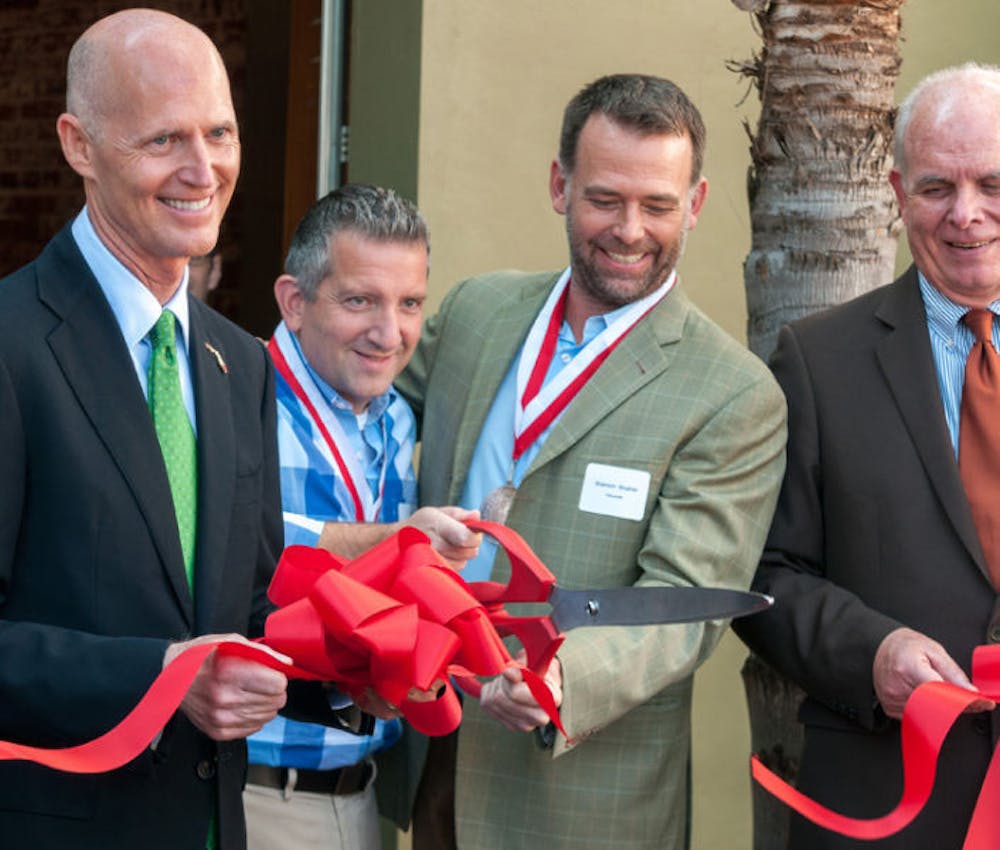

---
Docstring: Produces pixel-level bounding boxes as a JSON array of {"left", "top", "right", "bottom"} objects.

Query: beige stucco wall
[{"left": 412, "top": 2, "right": 1000, "bottom": 848}]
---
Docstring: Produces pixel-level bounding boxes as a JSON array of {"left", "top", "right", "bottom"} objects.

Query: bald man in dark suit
[{"left": 0, "top": 9, "right": 291, "bottom": 848}]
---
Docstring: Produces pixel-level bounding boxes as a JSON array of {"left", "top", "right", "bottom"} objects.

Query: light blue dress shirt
[
  {"left": 459, "top": 297, "right": 635, "bottom": 581},
  {"left": 71, "top": 208, "right": 196, "bottom": 429}
]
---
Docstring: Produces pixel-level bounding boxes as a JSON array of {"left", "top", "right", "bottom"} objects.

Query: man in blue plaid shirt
[{"left": 245, "top": 184, "right": 481, "bottom": 850}]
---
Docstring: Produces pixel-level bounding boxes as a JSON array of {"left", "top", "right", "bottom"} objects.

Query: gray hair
[
  {"left": 558, "top": 73, "right": 706, "bottom": 185},
  {"left": 285, "top": 183, "right": 429, "bottom": 300},
  {"left": 66, "top": 33, "right": 98, "bottom": 131},
  {"left": 894, "top": 62, "right": 1000, "bottom": 176}
]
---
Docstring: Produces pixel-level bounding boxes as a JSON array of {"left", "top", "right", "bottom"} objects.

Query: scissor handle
[
  {"left": 463, "top": 520, "right": 565, "bottom": 675},
  {"left": 464, "top": 519, "right": 556, "bottom": 603},
  {"left": 486, "top": 609, "right": 565, "bottom": 674}
]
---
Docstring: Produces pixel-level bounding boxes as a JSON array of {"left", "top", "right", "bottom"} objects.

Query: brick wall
[{"left": 0, "top": 0, "right": 250, "bottom": 316}]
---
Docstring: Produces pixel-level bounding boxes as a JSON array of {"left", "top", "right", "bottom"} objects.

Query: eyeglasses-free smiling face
[
  {"left": 59, "top": 24, "right": 239, "bottom": 293},
  {"left": 280, "top": 232, "right": 428, "bottom": 414},
  {"left": 892, "top": 84, "right": 1000, "bottom": 308},
  {"left": 550, "top": 113, "right": 707, "bottom": 318}
]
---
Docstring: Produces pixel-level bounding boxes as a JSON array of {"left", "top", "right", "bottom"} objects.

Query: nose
[
  {"left": 180, "top": 135, "right": 215, "bottom": 188},
  {"left": 948, "top": 184, "right": 987, "bottom": 229},
  {"left": 612, "top": 203, "right": 645, "bottom": 245},
  {"left": 369, "top": 306, "right": 402, "bottom": 351}
]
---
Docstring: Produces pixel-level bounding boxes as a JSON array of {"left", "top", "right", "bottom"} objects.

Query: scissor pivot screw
[{"left": 586, "top": 599, "right": 600, "bottom": 618}]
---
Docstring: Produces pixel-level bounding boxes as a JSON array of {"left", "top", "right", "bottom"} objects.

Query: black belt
[{"left": 247, "top": 761, "right": 372, "bottom": 796}]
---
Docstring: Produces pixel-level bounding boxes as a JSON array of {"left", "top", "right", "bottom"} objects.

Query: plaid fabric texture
[
  {"left": 273, "top": 323, "right": 417, "bottom": 547},
  {"left": 248, "top": 327, "right": 417, "bottom": 769},
  {"left": 395, "top": 270, "right": 787, "bottom": 849}
]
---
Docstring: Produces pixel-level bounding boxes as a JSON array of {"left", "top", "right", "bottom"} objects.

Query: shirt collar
[
  {"left": 919, "top": 271, "right": 969, "bottom": 345},
  {"left": 560, "top": 299, "right": 634, "bottom": 347},
  {"left": 71, "top": 207, "right": 192, "bottom": 353}
]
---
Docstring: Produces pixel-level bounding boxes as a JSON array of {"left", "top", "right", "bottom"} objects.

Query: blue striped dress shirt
[{"left": 919, "top": 273, "right": 1000, "bottom": 457}]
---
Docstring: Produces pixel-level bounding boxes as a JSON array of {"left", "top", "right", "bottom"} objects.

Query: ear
[
  {"left": 549, "top": 159, "right": 568, "bottom": 215},
  {"left": 273, "top": 274, "right": 306, "bottom": 332},
  {"left": 56, "top": 113, "right": 96, "bottom": 179},
  {"left": 889, "top": 169, "right": 908, "bottom": 217},
  {"left": 685, "top": 177, "right": 709, "bottom": 230}
]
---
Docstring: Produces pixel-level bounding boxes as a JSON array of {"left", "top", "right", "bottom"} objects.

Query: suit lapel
[
  {"left": 527, "top": 285, "right": 686, "bottom": 476},
  {"left": 188, "top": 301, "right": 236, "bottom": 631},
  {"left": 874, "top": 268, "right": 985, "bottom": 573},
  {"left": 447, "top": 275, "right": 556, "bottom": 502},
  {"left": 39, "top": 228, "right": 194, "bottom": 623}
]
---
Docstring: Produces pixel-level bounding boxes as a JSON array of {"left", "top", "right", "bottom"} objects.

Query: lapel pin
[{"left": 204, "top": 342, "right": 228, "bottom": 375}]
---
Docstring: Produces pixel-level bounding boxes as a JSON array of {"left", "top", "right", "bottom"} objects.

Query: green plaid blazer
[{"left": 391, "top": 269, "right": 786, "bottom": 849}]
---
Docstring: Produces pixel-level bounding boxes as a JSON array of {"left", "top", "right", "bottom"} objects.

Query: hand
[
  {"left": 480, "top": 650, "right": 562, "bottom": 733},
  {"left": 404, "top": 506, "right": 482, "bottom": 570},
  {"left": 873, "top": 627, "right": 995, "bottom": 719},
  {"left": 354, "top": 678, "right": 446, "bottom": 720},
  {"left": 165, "top": 634, "right": 290, "bottom": 740}
]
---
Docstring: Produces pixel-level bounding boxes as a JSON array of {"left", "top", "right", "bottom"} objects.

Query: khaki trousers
[{"left": 244, "top": 776, "right": 381, "bottom": 850}]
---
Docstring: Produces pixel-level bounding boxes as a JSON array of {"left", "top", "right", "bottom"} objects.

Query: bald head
[
  {"left": 56, "top": 8, "right": 240, "bottom": 296},
  {"left": 66, "top": 9, "right": 228, "bottom": 139},
  {"left": 894, "top": 63, "right": 1000, "bottom": 177}
]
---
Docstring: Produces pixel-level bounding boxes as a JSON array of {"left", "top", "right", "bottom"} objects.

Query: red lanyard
[
  {"left": 514, "top": 285, "right": 658, "bottom": 459},
  {"left": 268, "top": 336, "right": 365, "bottom": 522}
]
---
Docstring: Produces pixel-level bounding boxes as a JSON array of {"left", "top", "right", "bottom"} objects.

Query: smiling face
[
  {"left": 277, "top": 232, "right": 428, "bottom": 413},
  {"left": 58, "top": 18, "right": 239, "bottom": 296},
  {"left": 891, "top": 82, "right": 1000, "bottom": 307},
  {"left": 550, "top": 113, "right": 707, "bottom": 322}
]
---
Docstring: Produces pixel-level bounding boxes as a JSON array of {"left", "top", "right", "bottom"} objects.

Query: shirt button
[
  {"left": 196, "top": 759, "right": 216, "bottom": 780},
  {"left": 989, "top": 625, "right": 1000, "bottom": 643},
  {"left": 560, "top": 352, "right": 571, "bottom": 363}
]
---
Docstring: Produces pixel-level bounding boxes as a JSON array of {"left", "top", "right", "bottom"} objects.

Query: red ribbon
[
  {"left": 752, "top": 644, "right": 1000, "bottom": 847},
  {"left": 0, "top": 520, "right": 566, "bottom": 774}
]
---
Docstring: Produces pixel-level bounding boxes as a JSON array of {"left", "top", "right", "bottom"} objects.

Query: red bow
[
  {"left": 752, "top": 644, "right": 1000, "bottom": 847},
  {"left": 261, "top": 520, "right": 566, "bottom": 736},
  {"left": 0, "top": 520, "right": 565, "bottom": 773}
]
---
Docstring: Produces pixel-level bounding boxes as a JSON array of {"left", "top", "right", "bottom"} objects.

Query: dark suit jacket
[
  {"left": 734, "top": 267, "right": 1000, "bottom": 849},
  {"left": 0, "top": 224, "right": 283, "bottom": 849}
]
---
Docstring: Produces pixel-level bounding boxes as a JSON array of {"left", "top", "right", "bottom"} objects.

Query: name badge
[{"left": 578, "top": 463, "right": 651, "bottom": 521}]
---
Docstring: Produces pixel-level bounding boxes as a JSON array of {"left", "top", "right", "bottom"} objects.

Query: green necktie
[{"left": 147, "top": 310, "right": 198, "bottom": 589}]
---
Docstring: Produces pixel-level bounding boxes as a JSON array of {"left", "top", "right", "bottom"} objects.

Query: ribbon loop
[{"left": 260, "top": 519, "right": 571, "bottom": 737}]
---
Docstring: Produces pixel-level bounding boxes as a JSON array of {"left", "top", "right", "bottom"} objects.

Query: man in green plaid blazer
[{"left": 383, "top": 74, "right": 787, "bottom": 850}]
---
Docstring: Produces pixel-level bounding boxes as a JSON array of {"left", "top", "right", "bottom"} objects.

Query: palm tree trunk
[
  {"left": 730, "top": 2, "right": 906, "bottom": 849},
  {"left": 732, "top": 0, "right": 905, "bottom": 359}
]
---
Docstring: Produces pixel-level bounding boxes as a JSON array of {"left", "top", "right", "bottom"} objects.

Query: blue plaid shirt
[{"left": 248, "top": 323, "right": 415, "bottom": 770}]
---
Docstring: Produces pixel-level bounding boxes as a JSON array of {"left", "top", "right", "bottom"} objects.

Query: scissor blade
[{"left": 548, "top": 585, "right": 772, "bottom": 632}]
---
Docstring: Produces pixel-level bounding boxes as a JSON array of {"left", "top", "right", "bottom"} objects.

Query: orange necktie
[{"left": 959, "top": 307, "right": 1000, "bottom": 589}]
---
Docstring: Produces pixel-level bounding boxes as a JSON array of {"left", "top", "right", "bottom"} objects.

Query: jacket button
[
  {"left": 973, "top": 717, "right": 991, "bottom": 736},
  {"left": 196, "top": 759, "right": 216, "bottom": 780}
]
